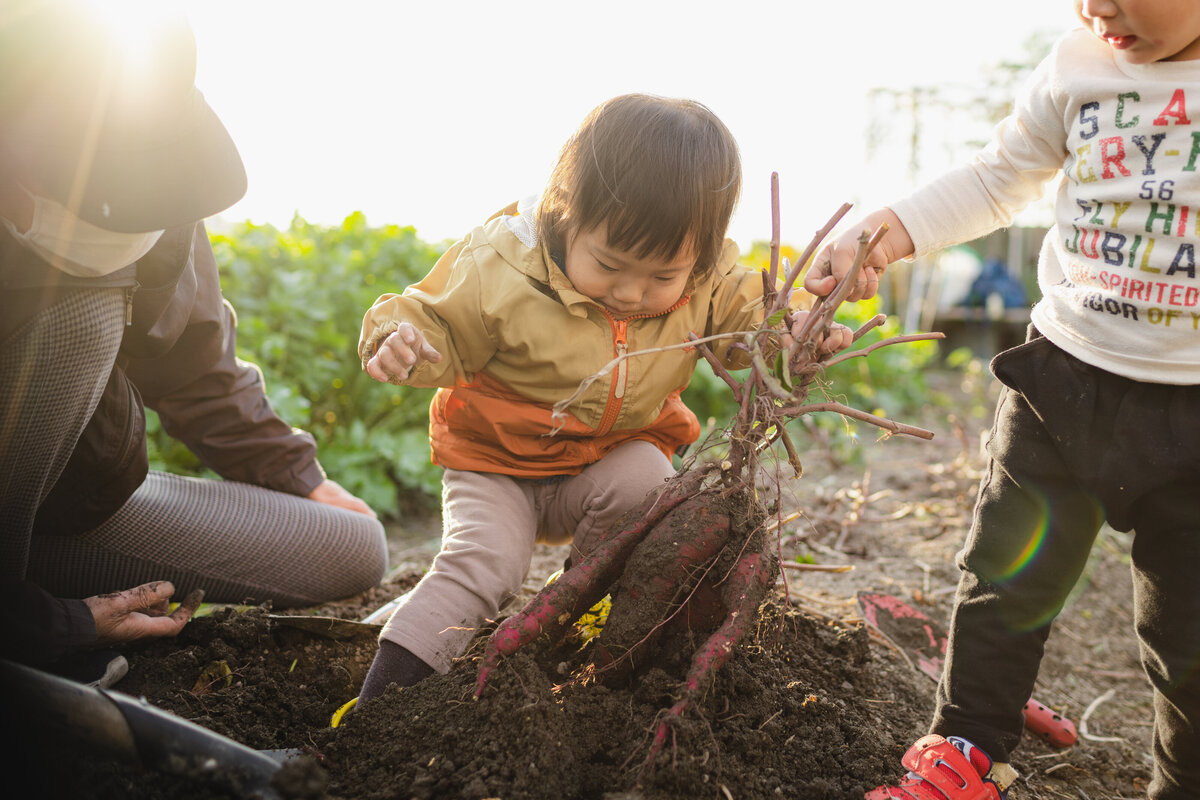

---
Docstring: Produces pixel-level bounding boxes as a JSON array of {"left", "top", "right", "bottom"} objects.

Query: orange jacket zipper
[
  {"left": 595, "top": 314, "right": 627, "bottom": 435},
  {"left": 594, "top": 295, "right": 691, "bottom": 436}
]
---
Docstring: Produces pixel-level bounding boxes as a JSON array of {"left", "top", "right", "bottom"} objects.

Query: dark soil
[{"left": 14, "top": 370, "right": 1154, "bottom": 799}]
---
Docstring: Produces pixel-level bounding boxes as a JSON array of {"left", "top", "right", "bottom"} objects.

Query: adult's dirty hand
[{"left": 85, "top": 582, "right": 205, "bottom": 646}]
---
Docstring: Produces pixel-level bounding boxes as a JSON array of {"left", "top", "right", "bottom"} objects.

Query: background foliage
[{"left": 147, "top": 217, "right": 940, "bottom": 520}]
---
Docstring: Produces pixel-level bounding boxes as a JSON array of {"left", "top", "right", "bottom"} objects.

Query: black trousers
[{"left": 932, "top": 330, "right": 1200, "bottom": 799}]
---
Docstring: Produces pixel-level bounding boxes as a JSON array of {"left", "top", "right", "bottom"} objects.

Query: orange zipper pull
[{"left": 613, "top": 319, "right": 628, "bottom": 400}]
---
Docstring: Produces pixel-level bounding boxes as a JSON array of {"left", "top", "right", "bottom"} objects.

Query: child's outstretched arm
[
  {"left": 365, "top": 321, "right": 443, "bottom": 383},
  {"left": 804, "top": 209, "right": 914, "bottom": 302}
]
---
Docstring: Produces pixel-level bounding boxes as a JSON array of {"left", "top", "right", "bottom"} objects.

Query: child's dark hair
[{"left": 538, "top": 94, "right": 741, "bottom": 276}]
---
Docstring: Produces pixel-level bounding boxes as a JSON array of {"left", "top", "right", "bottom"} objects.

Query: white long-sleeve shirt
[{"left": 891, "top": 28, "right": 1200, "bottom": 384}]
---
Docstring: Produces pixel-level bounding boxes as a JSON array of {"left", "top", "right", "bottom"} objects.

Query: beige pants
[{"left": 380, "top": 440, "right": 676, "bottom": 672}]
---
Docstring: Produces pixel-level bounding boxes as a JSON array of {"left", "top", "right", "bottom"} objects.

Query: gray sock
[{"left": 359, "top": 639, "right": 435, "bottom": 701}]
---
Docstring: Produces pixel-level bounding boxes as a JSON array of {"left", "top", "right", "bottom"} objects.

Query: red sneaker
[{"left": 866, "top": 735, "right": 1007, "bottom": 800}]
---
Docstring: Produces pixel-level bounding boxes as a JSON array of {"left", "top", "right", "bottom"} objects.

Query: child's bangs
[
  {"left": 601, "top": 188, "right": 698, "bottom": 266},
  {"left": 598, "top": 191, "right": 721, "bottom": 271}
]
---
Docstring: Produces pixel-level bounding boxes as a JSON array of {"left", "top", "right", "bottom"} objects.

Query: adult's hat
[{"left": 0, "top": 0, "right": 247, "bottom": 232}]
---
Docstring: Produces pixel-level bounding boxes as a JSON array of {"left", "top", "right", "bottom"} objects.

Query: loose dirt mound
[
  {"left": 21, "top": 591, "right": 933, "bottom": 800},
  {"left": 14, "top": 374, "right": 1154, "bottom": 799},
  {"left": 320, "top": 598, "right": 928, "bottom": 800}
]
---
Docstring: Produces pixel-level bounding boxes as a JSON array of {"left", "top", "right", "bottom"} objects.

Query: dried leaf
[{"left": 192, "top": 659, "right": 233, "bottom": 694}]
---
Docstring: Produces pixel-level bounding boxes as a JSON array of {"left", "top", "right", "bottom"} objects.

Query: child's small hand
[
  {"left": 804, "top": 209, "right": 912, "bottom": 303},
  {"left": 366, "top": 322, "right": 442, "bottom": 382},
  {"left": 786, "top": 311, "right": 854, "bottom": 355}
]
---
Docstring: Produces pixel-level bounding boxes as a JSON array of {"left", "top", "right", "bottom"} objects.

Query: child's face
[
  {"left": 1076, "top": 0, "right": 1200, "bottom": 63},
  {"left": 563, "top": 224, "right": 696, "bottom": 319}
]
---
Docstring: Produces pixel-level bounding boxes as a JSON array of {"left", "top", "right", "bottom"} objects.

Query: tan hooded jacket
[{"left": 360, "top": 200, "right": 802, "bottom": 477}]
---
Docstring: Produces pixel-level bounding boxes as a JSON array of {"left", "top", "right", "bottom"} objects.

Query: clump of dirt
[{"left": 119, "top": 606, "right": 378, "bottom": 751}]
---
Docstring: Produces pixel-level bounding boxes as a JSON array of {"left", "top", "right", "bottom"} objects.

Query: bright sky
[{"left": 184, "top": 1, "right": 1081, "bottom": 248}]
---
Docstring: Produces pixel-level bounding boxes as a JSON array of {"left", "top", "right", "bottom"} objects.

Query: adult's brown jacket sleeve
[{"left": 121, "top": 223, "right": 326, "bottom": 496}]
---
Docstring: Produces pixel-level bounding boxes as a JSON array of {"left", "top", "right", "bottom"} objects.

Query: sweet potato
[
  {"left": 646, "top": 545, "right": 776, "bottom": 766},
  {"left": 474, "top": 468, "right": 708, "bottom": 697},
  {"left": 592, "top": 498, "right": 734, "bottom": 680}
]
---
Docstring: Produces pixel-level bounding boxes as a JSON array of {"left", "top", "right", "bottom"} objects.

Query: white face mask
[{"left": 0, "top": 186, "right": 165, "bottom": 277}]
